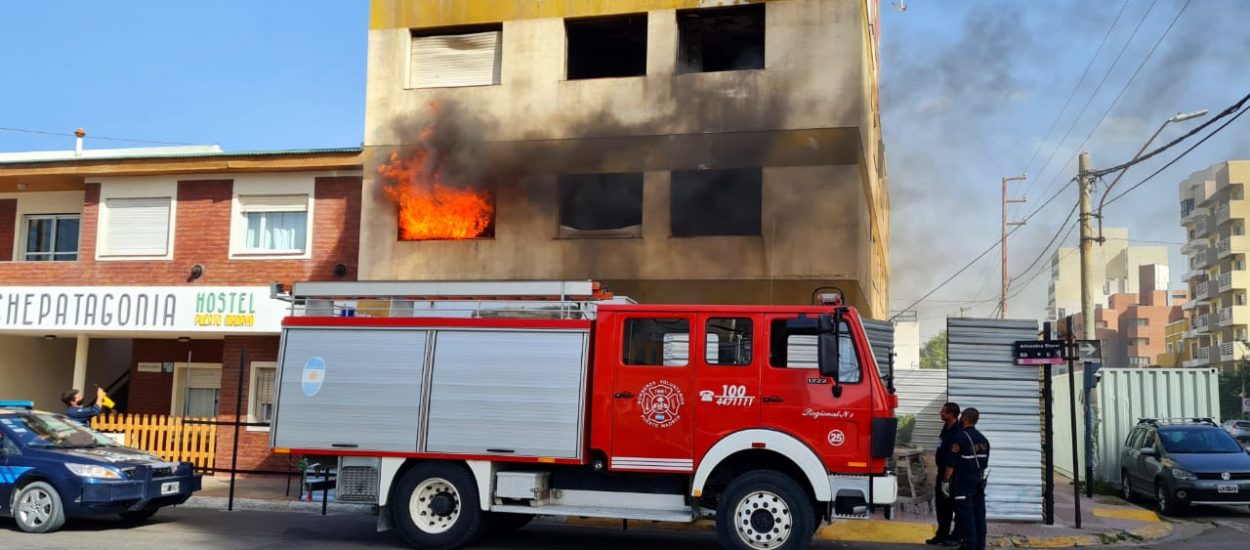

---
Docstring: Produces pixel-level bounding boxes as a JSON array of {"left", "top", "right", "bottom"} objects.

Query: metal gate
[{"left": 947, "top": 318, "right": 1041, "bottom": 522}]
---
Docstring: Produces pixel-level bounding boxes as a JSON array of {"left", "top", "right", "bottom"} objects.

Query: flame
[{"left": 379, "top": 150, "right": 494, "bottom": 240}]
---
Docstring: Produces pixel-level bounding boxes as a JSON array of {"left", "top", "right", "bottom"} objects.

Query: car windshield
[
  {"left": 1159, "top": 427, "right": 1244, "bottom": 453},
  {"left": 1, "top": 412, "right": 117, "bottom": 449}
]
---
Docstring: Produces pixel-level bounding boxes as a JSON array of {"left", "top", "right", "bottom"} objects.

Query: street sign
[
  {"left": 1077, "top": 340, "right": 1102, "bottom": 363},
  {"left": 1242, "top": 397, "right": 1250, "bottom": 413},
  {"left": 1015, "top": 340, "right": 1066, "bottom": 365}
]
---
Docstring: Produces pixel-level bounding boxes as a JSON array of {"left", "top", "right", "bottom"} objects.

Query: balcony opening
[
  {"left": 676, "top": 3, "right": 765, "bottom": 74},
  {"left": 670, "top": 168, "right": 762, "bottom": 237},
  {"left": 558, "top": 173, "right": 643, "bottom": 238},
  {"left": 565, "top": 14, "right": 647, "bottom": 80}
]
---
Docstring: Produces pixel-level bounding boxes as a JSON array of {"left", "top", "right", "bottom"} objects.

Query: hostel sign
[{"left": 0, "top": 286, "right": 288, "bottom": 334}]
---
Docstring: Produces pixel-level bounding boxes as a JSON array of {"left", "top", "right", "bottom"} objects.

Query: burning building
[{"left": 362, "top": 0, "right": 890, "bottom": 317}]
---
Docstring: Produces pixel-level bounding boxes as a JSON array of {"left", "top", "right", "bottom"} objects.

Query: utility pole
[
  {"left": 1001, "top": 175, "right": 1028, "bottom": 318},
  {"left": 1078, "top": 153, "right": 1095, "bottom": 341}
]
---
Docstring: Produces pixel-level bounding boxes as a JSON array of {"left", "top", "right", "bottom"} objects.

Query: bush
[{"left": 897, "top": 414, "right": 916, "bottom": 447}]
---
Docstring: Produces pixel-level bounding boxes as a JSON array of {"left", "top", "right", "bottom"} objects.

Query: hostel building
[{"left": 0, "top": 143, "right": 362, "bottom": 471}]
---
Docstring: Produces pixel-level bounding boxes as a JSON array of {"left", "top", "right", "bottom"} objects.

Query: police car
[{"left": 0, "top": 401, "right": 202, "bottom": 533}]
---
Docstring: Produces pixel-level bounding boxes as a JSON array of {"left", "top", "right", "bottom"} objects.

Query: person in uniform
[
  {"left": 927, "top": 402, "right": 962, "bottom": 546},
  {"left": 943, "top": 407, "right": 991, "bottom": 550}
]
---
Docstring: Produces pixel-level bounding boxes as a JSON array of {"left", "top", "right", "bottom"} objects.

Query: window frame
[
  {"left": 231, "top": 194, "right": 313, "bottom": 259},
  {"left": 22, "top": 213, "right": 81, "bottom": 262},
  {"left": 96, "top": 196, "right": 174, "bottom": 261},
  {"left": 247, "top": 361, "right": 278, "bottom": 431},
  {"left": 704, "top": 317, "right": 754, "bottom": 367},
  {"left": 168, "top": 363, "right": 222, "bottom": 418}
]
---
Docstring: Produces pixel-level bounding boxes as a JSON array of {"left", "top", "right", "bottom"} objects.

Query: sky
[{"left": 2, "top": 1, "right": 1249, "bottom": 341}]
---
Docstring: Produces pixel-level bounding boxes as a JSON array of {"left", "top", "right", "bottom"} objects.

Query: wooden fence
[{"left": 91, "top": 413, "right": 218, "bottom": 470}]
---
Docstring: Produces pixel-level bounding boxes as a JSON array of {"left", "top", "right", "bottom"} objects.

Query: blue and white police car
[{"left": 0, "top": 401, "right": 202, "bottom": 533}]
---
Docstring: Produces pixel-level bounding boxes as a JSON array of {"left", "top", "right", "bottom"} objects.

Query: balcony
[
  {"left": 1183, "top": 345, "right": 1212, "bottom": 367},
  {"left": 1196, "top": 280, "right": 1211, "bottom": 300},
  {"left": 1217, "top": 200, "right": 1249, "bottom": 225},
  {"left": 1194, "top": 215, "right": 1214, "bottom": 237},
  {"left": 1194, "top": 313, "right": 1211, "bottom": 333},
  {"left": 1217, "top": 235, "right": 1249, "bottom": 258},
  {"left": 1220, "top": 342, "right": 1244, "bottom": 362},
  {"left": 1183, "top": 205, "right": 1210, "bottom": 226},
  {"left": 1217, "top": 270, "right": 1250, "bottom": 293},
  {"left": 1219, "top": 305, "right": 1250, "bottom": 327},
  {"left": 1183, "top": 233, "right": 1211, "bottom": 254}
]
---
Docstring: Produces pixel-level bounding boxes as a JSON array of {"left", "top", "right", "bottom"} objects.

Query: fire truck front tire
[
  {"left": 392, "top": 462, "right": 485, "bottom": 550},
  {"left": 716, "top": 471, "right": 816, "bottom": 550}
]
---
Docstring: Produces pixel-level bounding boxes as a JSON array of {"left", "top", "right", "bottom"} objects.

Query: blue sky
[{"left": 2, "top": 1, "right": 1248, "bottom": 338}]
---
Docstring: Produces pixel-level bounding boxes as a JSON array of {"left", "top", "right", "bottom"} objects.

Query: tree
[{"left": 920, "top": 330, "right": 948, "bottom": 370}]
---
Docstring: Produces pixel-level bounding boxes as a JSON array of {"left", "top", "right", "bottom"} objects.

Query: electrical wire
[
  {"left": 0, "top": 126, "right": 196, "bottom": 146},
  {"left": 1009, "top": 202, "right": 1079, "bottom": 286}
]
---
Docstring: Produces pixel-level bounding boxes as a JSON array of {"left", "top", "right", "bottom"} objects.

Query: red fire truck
[{"left": 268, "top": 281, "right": 898, "bottom": 550}]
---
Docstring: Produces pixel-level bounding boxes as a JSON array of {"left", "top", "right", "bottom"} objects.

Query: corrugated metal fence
[
  {"left": 947, "top": 318, "right": 1041, "bottom": 522},
  {"left": 862, "top": 319, "right": 893, "bottom": 378},
  {"left": 895, "top": 369, "right": 948, "bottom": 450},
  {"left": 1053, "top": 367, "right": 1221, "bottom": 483}
]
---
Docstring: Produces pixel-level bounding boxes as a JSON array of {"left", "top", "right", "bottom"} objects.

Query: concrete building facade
[
  {"left": 1047, "top": 227, "right": 1168, "bottom": 321},
  {"left": 1178, "top": 161, "right": 1250, "bottom": 372},
  {"left": 360, "top": 0, "right": 890, "bottom": 317},
  {"left": 0, "top": 144, "right": 362, "bottom": 471}
]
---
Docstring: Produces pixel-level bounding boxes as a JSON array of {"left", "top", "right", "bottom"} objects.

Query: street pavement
[{"left": 0, "top": 507, "right": 923, "bottom": 550}]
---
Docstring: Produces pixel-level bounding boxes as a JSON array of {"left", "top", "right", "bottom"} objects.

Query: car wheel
[
  {"left": 715, "top": 470, "right": 816, "bottom": 550},
  {"left": 1121, "top": 471, "right": 1133, "bottom": 501},
  {"left": 1155, "top": 481, "right": 1180, "bottom": 517},
  {"left": 391, "top": 462, "right": 484, "bottom": 550},
  {"left": 119, "top": 508, "right": 160, "bottom": 521},
  {"left": 13, "top": 481, "right": 67, "bottom": 533}
]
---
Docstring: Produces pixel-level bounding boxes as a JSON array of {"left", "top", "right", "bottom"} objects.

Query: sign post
[
  {"left": 1077, "top": 339, "right": 1102, "bottom": 499},
  {"left": 1016, "top": 335, "right": 1066, "bottom": 525}
]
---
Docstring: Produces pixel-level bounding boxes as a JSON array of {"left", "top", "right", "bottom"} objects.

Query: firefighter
[
  {"left": 927, "top": 402, "right": 962, "bottom": 547},
  {"left": 61, "top": 387, "right": 106, "bottom": 426},
  {"left": 943, "top": 407, "right": 991, "bottom": 550}
]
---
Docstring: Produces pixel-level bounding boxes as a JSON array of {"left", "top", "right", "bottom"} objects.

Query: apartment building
[
  {"left": 0, "top": 143, "right": 362, "bottom": 471},
  {"left": 1047, "top": 227, "right": 1168, "bottom": 321},
  {"left": 1178, "top": 160, "right": 1250, "bottom": 372},
  {"left": 360, "top": 0, "right": 890, "bottom": 317}
]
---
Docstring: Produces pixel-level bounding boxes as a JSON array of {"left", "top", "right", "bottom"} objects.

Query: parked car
[
  {"left": 0, "top": 401, "right": 202, "bottom": 533},
  {"left": 1221, "top": 419, "right": 1250, "bottom": 448},
  {"left": 1120, "top": 417, "right": 1250, "bottom": 515}
]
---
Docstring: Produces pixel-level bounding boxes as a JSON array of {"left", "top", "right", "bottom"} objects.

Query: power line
[
  {"left": 0, "top": 126, "right": 196, "bottom": 146},
  {"left": 1009, "top": 202, "right": 1079, "bottom": 286}
]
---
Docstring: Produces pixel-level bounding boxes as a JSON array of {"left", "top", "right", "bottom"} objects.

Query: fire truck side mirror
[{"left": 817, "top": 313, "right": 840, "bottom": 379}]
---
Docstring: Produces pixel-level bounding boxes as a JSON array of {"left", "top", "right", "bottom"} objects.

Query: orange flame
[{"left": 379, "top": 150, "right": 494, "bottom": 240}]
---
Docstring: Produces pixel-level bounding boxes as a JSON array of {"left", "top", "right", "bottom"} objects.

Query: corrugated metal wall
[
  {"left": 1053, "top": 368, "right": 1221, "bottom": 483},
  {"left": 947, "top": 318, "right": 1042, "bottom": 522},
  {"left": 895, "top": 369, "right": 947, "bottom": 450},
  {"left": 862, "top": 319, "right": 893, "bottom": 378}
]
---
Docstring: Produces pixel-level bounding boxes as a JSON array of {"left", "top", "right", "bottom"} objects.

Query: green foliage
[
  {"left": 1219, "top": 368, "right": 1249, "bottom": 421},
  {"left": 920, "top": 330, "right": 948, "bottom": 370},
  {"left": 897, "top": 414, "right": 916, "bottom": 446}
]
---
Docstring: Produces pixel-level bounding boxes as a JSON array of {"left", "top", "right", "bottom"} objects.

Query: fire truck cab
[{"left": 268, "top": 281, "right": 898, "bottom": 550}]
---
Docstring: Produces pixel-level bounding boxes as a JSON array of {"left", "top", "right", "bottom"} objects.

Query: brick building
[
  {"left": 1067, "top": 265, "right": 1187, "bottom": 368},
  {"left": 0, "top": 143, "right": 362, "bottom": 471}
]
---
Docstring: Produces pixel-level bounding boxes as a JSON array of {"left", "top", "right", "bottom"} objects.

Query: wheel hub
[
  {"left": 734, "top": 490, "right": 793, "bottom": 550},
  {"left": 749, "top": 508, "right": 776, "bottom": 533},
  {"left": 409, "top": 477, "right": 461, "bottom": 535},
  {"left": 429, "top": 492, "right": 456, "bottom": 516}
]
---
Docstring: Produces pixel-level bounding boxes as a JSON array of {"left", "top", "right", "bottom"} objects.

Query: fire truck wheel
[
  {"left": 392, "top": 463, "right": 484, "bottom": 550},
  {"left": 716, "top": 471, "right": 815, "bottom": 550}
]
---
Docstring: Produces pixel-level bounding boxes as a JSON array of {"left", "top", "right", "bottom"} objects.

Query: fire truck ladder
[{"left": 278, "top": 280, "right": 630, "bottom": 320}]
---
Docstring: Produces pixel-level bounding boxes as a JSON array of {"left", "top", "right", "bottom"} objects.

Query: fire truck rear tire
[
  {"left": 716, "top": 471, "right": 816, "bottom": 550},
  {"left": 391, "top": 462, "right": 485, "bottom": 550}
]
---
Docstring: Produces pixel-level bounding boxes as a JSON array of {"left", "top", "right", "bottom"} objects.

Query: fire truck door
[
  {"left": 694, "top": 315, "right": 762, "bottom": 457},
  {"left": 761, "top": 315, "right": 871, "bottom": 472},
  {"left": 609, "top": 315, "right": 696, "bottom": 473}
]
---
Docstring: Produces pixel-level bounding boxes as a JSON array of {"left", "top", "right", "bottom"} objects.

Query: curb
[{"left": 181, "top": 496, "right": 374, "bottom": 515}]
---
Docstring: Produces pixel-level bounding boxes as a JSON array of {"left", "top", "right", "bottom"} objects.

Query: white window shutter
[
  {"left": 187, "top": 366, "right": 222, "bottom": 390},
  {"left": 239, "top": 194, "right": 308, "bottom": 213},
  {"left": 103, "top": 197, "right": 171, "bottom": 256},
  {"left": 409, "top": 30, "right": 501, "bottom": 88}
]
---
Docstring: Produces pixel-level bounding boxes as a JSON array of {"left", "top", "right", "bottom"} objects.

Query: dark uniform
[
  {"left": 951, "top": 427, "right": 990, "bottom": 550},
  {"left": 66, "top": 403, "right": 102, "bottom": 426},
  {"left": 934, "top": 421, "right": 963, "bottom": 542}
]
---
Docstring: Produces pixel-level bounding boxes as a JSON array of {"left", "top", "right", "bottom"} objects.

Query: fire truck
[{"left": 268, "top": 281, "right": 898, "bottom": 550}]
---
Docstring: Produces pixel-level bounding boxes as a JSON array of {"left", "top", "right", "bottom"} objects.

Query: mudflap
[{"left": 377, "top": 504, "right": 393, "bottom": 532}]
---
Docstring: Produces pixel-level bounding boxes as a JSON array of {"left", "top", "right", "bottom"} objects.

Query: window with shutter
[
  {"left": 101, "top": 197, "right": 171, "bottom": 257},
  {"left": 408, "top": 27, "right": 502, "bottom": 89},
  {"left": 248, "top": 362, "right": 278, "bottom": 425}
]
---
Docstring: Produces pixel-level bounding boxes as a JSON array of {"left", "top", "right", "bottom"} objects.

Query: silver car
[{"left": 1223, "top": 419, "right": 1250, "bottom": 448}]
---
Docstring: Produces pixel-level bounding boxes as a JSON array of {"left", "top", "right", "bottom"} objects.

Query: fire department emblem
[{"left": 638, "top": 380, "right": 685, "bottom": 429}]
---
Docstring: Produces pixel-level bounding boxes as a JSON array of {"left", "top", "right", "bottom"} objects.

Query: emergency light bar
[{"left": 0, "top": 400, "right": 35, "bottom": 409}]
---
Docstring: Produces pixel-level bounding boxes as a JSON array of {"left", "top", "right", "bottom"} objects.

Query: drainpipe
[{"left": 74, "top": 128, "right": 85, "bottom": 157}]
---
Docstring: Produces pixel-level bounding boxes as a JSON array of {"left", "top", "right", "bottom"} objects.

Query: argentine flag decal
[{"left": 302, "top": 356, "right": 326, "bottom": 397}]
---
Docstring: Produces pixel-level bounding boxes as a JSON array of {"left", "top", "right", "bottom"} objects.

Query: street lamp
[{"left": 1097, "top": 109, "right": 1209, "bottom": 235}]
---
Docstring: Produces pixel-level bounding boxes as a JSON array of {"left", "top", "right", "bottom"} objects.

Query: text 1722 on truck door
[{"left": 268, "top": 282, "right": 899, "bottom": 550}]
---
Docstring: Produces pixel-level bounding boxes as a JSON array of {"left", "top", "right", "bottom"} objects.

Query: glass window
[
  {"left": 249, "top": 363, "right": 278, "bottom": 423},
  {"left": 623, "top": 318, "right": 690, "bottom": 366},
  {"left": 4, "top": 412, "right": 117, "bottom": 449},
  {"left": 1125, "top": 428, "right": 1142, "bottom": 448},
  {"left": 705, "top": 318, "right": 753, "bottom": 366},
  {"left": 768, "top": 319, "right": 861, "bottom": 383},
  {"left": 245, "top": 212, "right": 308, "bottom": 252},
  {"left": 24, "top": 214, "right": 80, "bottom": 261},
  {"left": 1140, "top": 431, "right": 1157, "bottom": 450},
  {"left": 1158, "top": 428, "right": 1243, "bottom": 454},
  {"left": 184, "top": 389, "right": 219, "bottom": 417}
]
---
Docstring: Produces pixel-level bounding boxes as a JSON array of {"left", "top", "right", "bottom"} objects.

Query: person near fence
[
  {"left": 927, "top": 402, "right": 962, "bottom": 547},
  {"left": 945, "top": 407, "right": 991, "bottom": 550},
  {"left": 61, "top": 387, "right": 107, "bottom": 426}
]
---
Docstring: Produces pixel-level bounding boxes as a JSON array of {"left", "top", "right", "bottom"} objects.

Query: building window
[
  {"left": 623, "top": 318, "right": 690, "bottom": 366},
  {"left": 1129, "top": 357, "right": 1151, "bottom": 366},
  {"left": 671, "top": 168, "right": 762, "bottom": 237},
  {"left": 676, "top": 3, "right": 765, "bottom": 73},
  {"left": 1167, "top": 343, "right": 1174, "bottom": 353},
  {"left": 408, "top": 26, "right": 502, "bottom": 89},
  {"left": 238, "top": 195, "right": 309, "bottom": 254},
  {"left": 557, "top": 173, "right": 643, "bottom": 238},
  {"left": 565, "top": 14, "right": 647, "bottom": 79},
  {"left": 706, "top": 318, "right": 753, "bottom": 366},
  {"left": 1130, "top": 319, "right": 1149, "bottom": 327},
  {"left": 172, "top": 364, "right": 221, "bottom": 418},
  {"left": 24, "top": 214, "right": 79, "bottom": 261},
  {"left": 1129, "top": 338, "right": 1149, "bottom": 346},
  {"left": 248, "top": 362, "right": 278, "bottom": 425},
  {"left": 100, "top": 197, "right": 171, "bottom": 257}
]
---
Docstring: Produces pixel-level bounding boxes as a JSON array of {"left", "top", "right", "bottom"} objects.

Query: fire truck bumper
[{"left": 827, "top": 474, "right": 898, "bottom": 514}]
